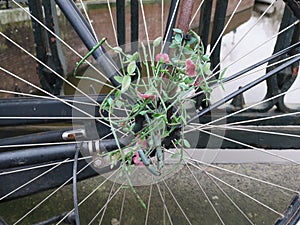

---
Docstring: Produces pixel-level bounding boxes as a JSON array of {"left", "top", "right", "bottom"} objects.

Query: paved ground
[{"left": 0, "top": 163, "right": 299, "bottom": 225}]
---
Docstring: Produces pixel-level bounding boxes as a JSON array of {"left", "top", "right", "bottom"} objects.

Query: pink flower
[
  {"left": 186, "top": 59, "right": 197, "bottom": 77},
  {"left": 194, "top": 77, "right": 203, "bottom": 86},
  {"left": 138, "top": 92, "right": 156, "bottom": 100},
  {"left": 156, "top": 53, "right": 170, "bottom": 63},
  {"left": 133, "top": 151, "right": 143, "bottom": 166}
]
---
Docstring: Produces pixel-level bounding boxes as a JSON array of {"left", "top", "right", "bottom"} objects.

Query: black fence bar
[
  {"left": 117, "top": 0, "right": 126, "bottom": 47},
  {"left": 131, "top": 0, "right": 139, "bottom": 53},
  {"left": 198, "top": 0, "right": 212, "bottom": 52},
  {"left": 163, "top": 0, "right": 180, "bottom": 52},
  {"left": 210, "top": 0, "right": 228, "bottom": 78}
]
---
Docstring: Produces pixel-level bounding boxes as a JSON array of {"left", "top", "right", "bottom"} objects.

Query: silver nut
[{"left": 93, "top": 158, "right": 102, "bottom": 168}]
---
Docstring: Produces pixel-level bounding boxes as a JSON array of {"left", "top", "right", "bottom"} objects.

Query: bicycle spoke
[
  {"left": 206, "top": 124, "right": 300, "bottom": 140},
  {"left": 56, "top": 167, "right": 121, "bottom": 224},
  {"left": 162, "top": 180, "right": 192, "bottom": 225},
  {"left": 185, "top": 163, "right": 226, "bottom": 225},
  {"left": 139, "top": 0, "right": 153, "bottom": 62},
  {"left": 13, "top": 160, "right": 94, "bottom": 224},
  {"left": 188, "top": 124, "right": 300, "bottom": 164},
  {"left": 209, "top": 0, "right": 243, "bottom": 57},
  {"left": 0, "top": 31, "right": 102, "bottom": 107},
  {"left": 0, "top": 158, "right": 69, "bottom": 201},
  {"left": 211, "top": 20, "right": 299, "bottom": 78},
  {"left": 78, "top": 0, "right": 98, "bottom": 42},
  {"left": 144, "top": 182, "right": 153, "bottom": 225},
  {"left": 11, "top": 0, "right": 116, "bottom": 88},
  {"left": 0, "top": 66, "right": 124, "bottom": 134},
  {"left": 188, "top": 0, "right": 205, "bottom": 28},
  {"left": 161, "top": 0, "right": 180, "bottom": 52},
  {"left": 185, "top": 86, "right": 300, "bottom": 134},
  {"left": 155, "top": 183, "right": 174, "bottom": 225},
  {"left": 204, "top": 170, "right": 284, "bottom": 217},
  {"left": 0, "top": 156, "right": 91, "bottom": 176},
  {"left": 88, "top": 177, "right": 118, "bottom": 225},
  {"left": 205, "top": 173, "right": 255, "bottom": 225},
  {"left": 118, "top": 188, "right": 126, "bottom": 225},
  {"left": 0, "top": 90, "right": 97, "bottom": 106},
  {"left": 212, "top": 0, "right": 278, "bottom": 74}
]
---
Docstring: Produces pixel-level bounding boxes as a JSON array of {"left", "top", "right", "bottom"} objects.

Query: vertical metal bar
[
  {"left": 198, "top": 0, "right": 213, "bottom": 52},
  {"left": 210, "top": 0, "right": 228, "bottom": 78},
  {"left": 42, "top": 0, "right": 64, "bottom": 95},
  {"left": 50, "top": 0, "right": 68, "bottom": 75},
  {"left": 163, "top": 0, "right": 180, "bottom": 52},
  {"left": 131, "top": 0, "right": 139, "bottom": 53},
  {"left": 28, "top": 0, "right": 53, "bottom": 93},
  {"left": 117, "top": 0, "right": 126, "bottom": 47}
]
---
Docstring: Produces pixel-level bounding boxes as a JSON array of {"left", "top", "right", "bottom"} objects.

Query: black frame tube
[{"left": 54, "top": 0, "right": 119, "bottom": 86}]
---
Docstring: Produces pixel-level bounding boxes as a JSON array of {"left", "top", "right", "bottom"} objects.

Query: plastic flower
[
  {"left": 138, "top": 92, "right": 156, "bottom": 100},
  {"left": 194, "top": 76, "right": 203, "bottom": 86},
  {"left": 186, "top": 59, "right": 196, "bottom": 77},
  {"left": 133, "top": 151, "right": 143, "bottom": 166},
  {"left": 156, "top": 53, "right": 170, "bottom": 63}
]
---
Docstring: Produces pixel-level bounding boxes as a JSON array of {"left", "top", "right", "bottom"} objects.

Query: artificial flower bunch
[{"left": 100, "top": 28, "right": 214, "bottom": 173}]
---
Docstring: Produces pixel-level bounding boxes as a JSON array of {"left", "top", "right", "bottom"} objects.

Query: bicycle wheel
[{"left": 0, "top": 0, "right": 299, "bottom": 225}]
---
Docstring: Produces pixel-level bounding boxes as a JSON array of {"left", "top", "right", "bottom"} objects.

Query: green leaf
[
  {"left": 112, "top": 46, "right": 123, "bottom": 53},
  {"left": 173, "top": 28, "right": 183, "bottom": 34},
  {"left": 174, "top": 34, "right": 182, "bottom": 43},
  {"left": 219, "top": 67, "right": 227, "bottom": 80},
  {"left": 188, "top": 37, "right": 196, "bottom": 45},
  {"left": 202, "top": 54, "right": 210, "bottom": 62},
  {"left": 132, "top": 103, "right": 140, "bottom": 113},
  {"left": 153, "top": 36, "right": 162, "bottom": 48},
  {"left": 153, "top": 113, "right": 164, "bottom": 119},
  {"left": 127, "top": 61, "right": 136, "bottom": 75},
  {"left": 131, "top": 52, "right": 139, "bottom": 61},
  {"left": 121, "top": 75, "right": 131, "bottom": 93},
  {"left": 115, "top": 89, "right": 121, "bottom": 98},
  {"left": 183, "top": 139, "right": 191, "bottom": 148},
  {"left": 114, "top": 75, "right": 123, "bottom": 83},
  {"left": 115, "top": 100, "right": 123, "bottom": 108},
  {"left": 139, "top": 110, "right": 148, "bottom": 116},
  {"left": 203, "top": 62, "right": 211, "bottom": 75},
  {"left": 183, "top": 46, "right": 194, "bottom": 55},
  {"left": 107, "top": 97, "right": 113, "bottom": 105},
  {"left": 169, "top": 42, "right": 178, "bottom": 49},
  {"left": 171, "top": 152, "right": 181, "bottom": 159}
]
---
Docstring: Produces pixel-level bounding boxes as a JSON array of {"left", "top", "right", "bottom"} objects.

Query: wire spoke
[
  {"left": 209, "top": 0, "right": 243, "bottom": 57},
  {"left": 205, "top": 172, "right": 255, "bottom": 225},
  {"left": 212, "top": 0, "right": 277, "bottom": 74},
  {"left": 13, "top": 160, "right": 94, "bottom": 224},
  {"left": 189, "top": 125, "right": 300, "bottom": 164},
  {"left": 56, "top": 167, "right": 121, "bottom": 224},
  {"left": 144, "top": 182, "right": 153, "bottom": 225},
  {"left": 11, "top": 0, "right": 115, "bottom": 88},
  {"left": 185, "top": 163, "right": 226, "bottom": 225},
  {"left": 155, "top": 183, "right": 174, "bottom": 225},
  {"left": 88, "top": 177, "right": 118, "bottom": 225},
  {"left": 162, "top": 180, "right": 192, "bottom": 225},
  {"left": 0, "top": 158, "right": 69, "bottom": 201}
]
